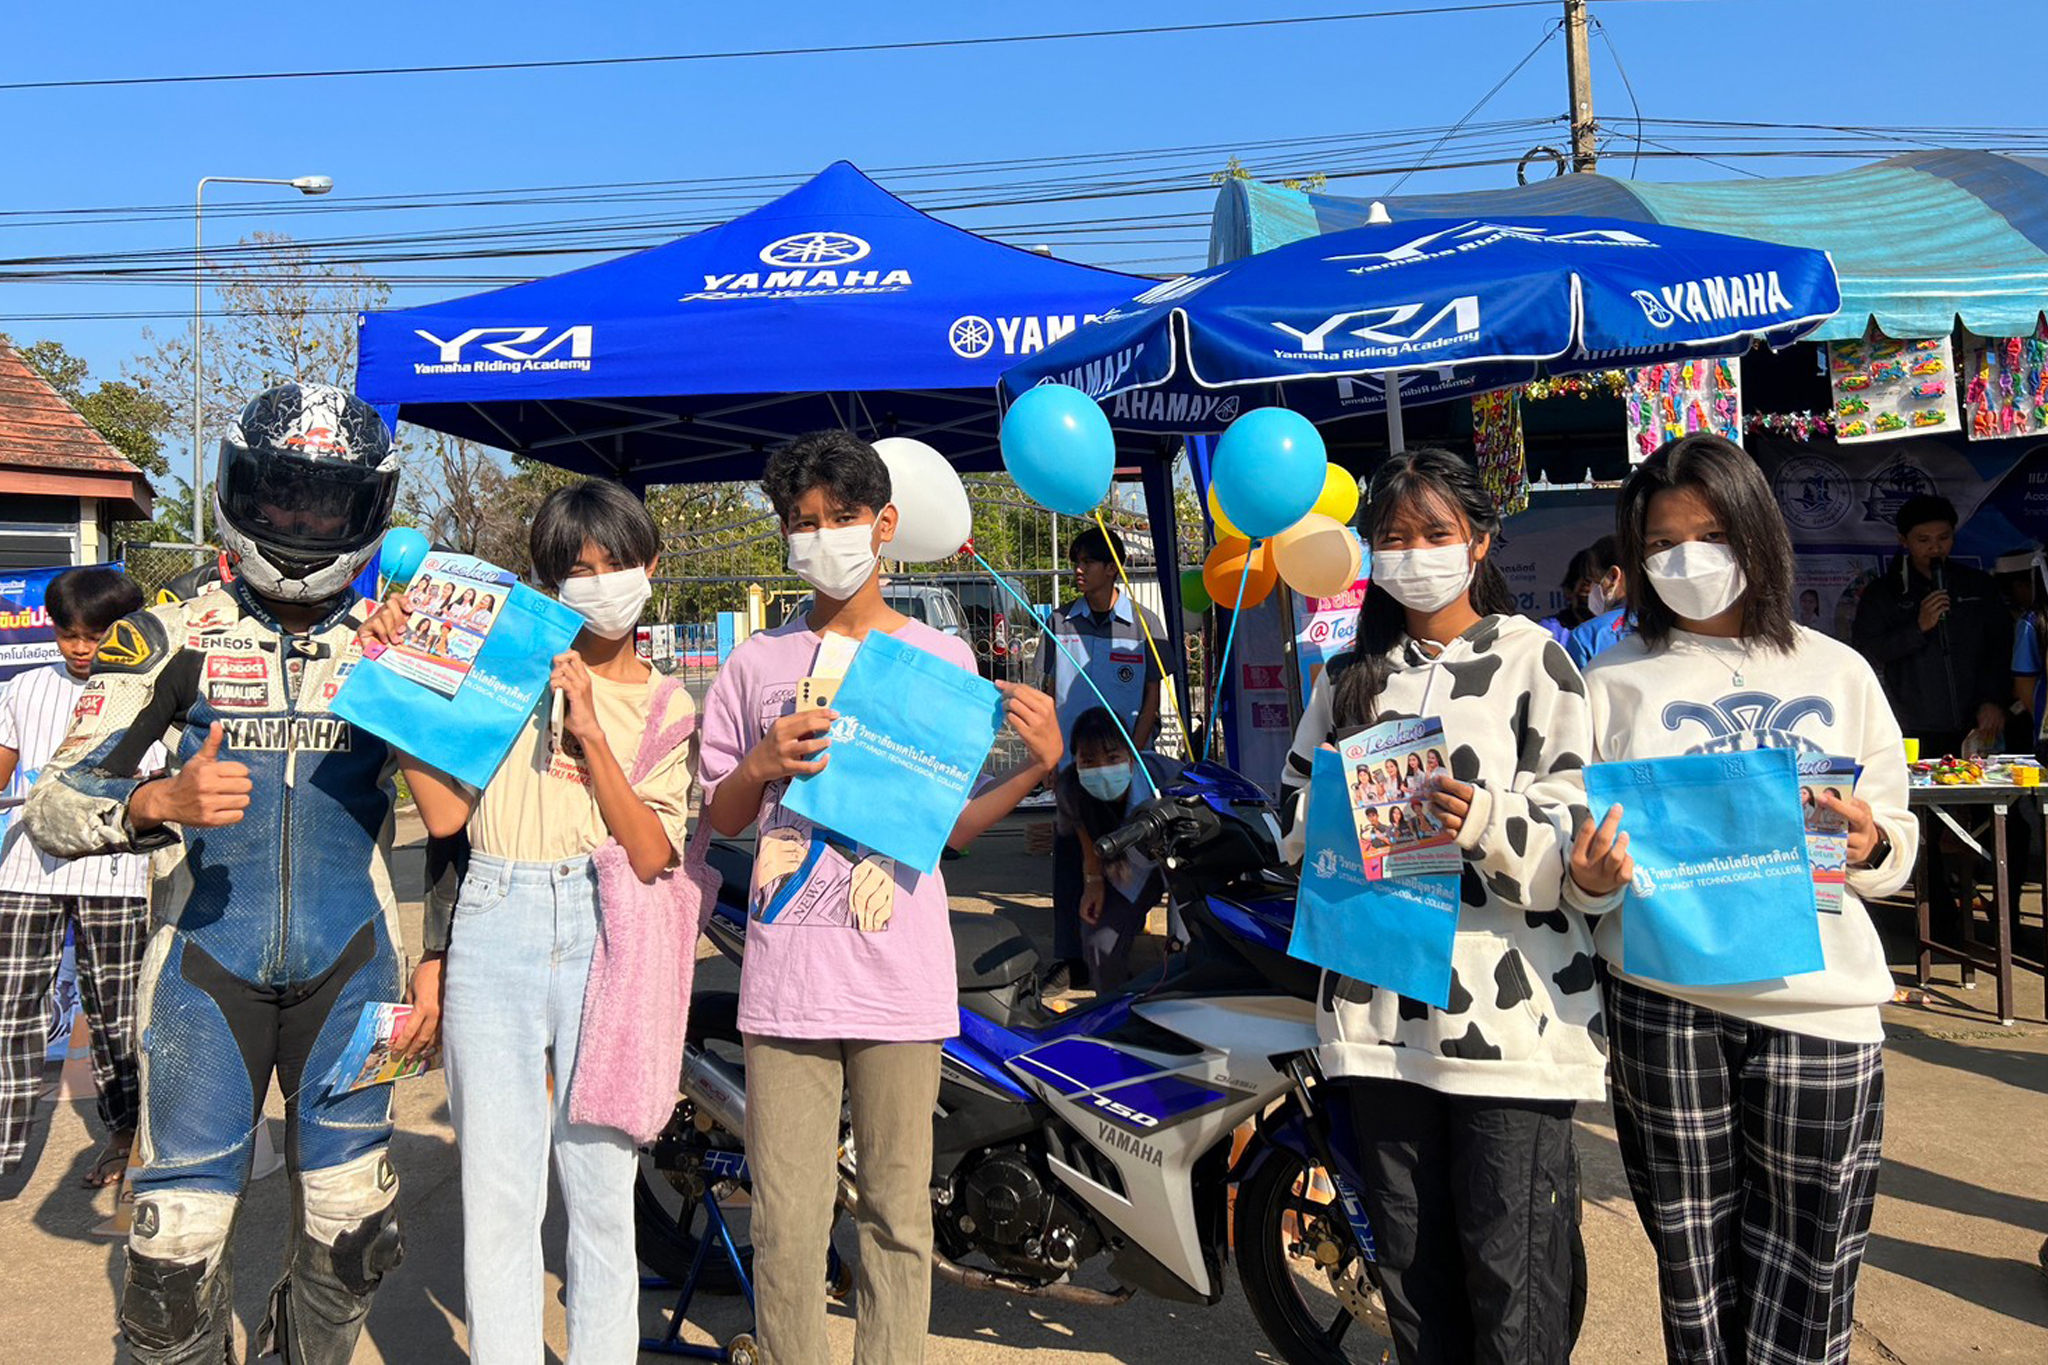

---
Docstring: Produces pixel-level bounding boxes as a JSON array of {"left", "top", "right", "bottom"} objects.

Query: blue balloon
[
  {"left": 999, "top": 384, "right": 1114, "bottom": 516},
  {"left": 379, "top": 526, "right": 432, "bottom": 588},
  {"left": 1213, "top": 407, "right": 1327, "bottom": 538}
]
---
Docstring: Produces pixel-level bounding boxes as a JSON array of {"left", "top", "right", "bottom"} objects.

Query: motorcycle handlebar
[{"left": 1095, "top": 803, "right": 1174, "bottom": 863}]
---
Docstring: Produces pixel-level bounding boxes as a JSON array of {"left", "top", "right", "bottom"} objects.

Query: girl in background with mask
[
  {"left": 1278, "top": 447, "right": 1604, "bottom": 1365},
  {"left": 1564, "top": 434, "right": 1913, "bottom": 1365},
  {"left": 362, "top": 478, "right": 688, "bottom": 1363},
  {"left": 698, "top": 430, "right": 1064, "bottom": 1364},
  {"left": 1057, "top": 705, "right": 1183, "bottom": 992}
]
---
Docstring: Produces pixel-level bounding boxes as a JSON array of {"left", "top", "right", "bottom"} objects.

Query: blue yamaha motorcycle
[{"left": 634, "top": 764, "right": 1583, "bottom": 1363}]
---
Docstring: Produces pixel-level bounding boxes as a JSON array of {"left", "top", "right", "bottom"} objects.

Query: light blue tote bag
[
  {"left": 1584, "top": 747, "right": 1823, "bottom": 986},
  {"left": 783, "top": 630, "right": 1004, "bottom": 874},
  {"left": 1290, "top": 749, "right": 1462, "bottom": 1008}
]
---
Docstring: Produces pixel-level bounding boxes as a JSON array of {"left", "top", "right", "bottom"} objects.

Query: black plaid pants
[
  {"left": 1606, "top": 972, "right": 1884, "bottom": 1365},
  {"left": 0, "top": 890, "right": 148, "bottom": 1171}
]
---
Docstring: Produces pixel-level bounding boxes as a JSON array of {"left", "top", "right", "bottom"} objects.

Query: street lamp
[{"left": 191, "top": 174, "right": 333, "bottom": 547}]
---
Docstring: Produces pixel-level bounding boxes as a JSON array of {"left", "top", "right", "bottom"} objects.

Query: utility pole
[{"left": 1563, "top": 0, "right": 1598, "bottom": 173}]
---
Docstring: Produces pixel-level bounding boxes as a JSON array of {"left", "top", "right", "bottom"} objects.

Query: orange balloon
[{"left": 1203, "top": 537, "right": 1278, "bottom": 610}]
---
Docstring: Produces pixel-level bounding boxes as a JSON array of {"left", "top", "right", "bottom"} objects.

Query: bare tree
[{"left": 132, "top": 231, "right": 390, "bottom": 482}]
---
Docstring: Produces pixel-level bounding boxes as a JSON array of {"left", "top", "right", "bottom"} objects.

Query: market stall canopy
[
  {"left": 355, "top": 161, "right": 1148, "bottom": 483},
  {"left": 1209, "top": 150, "right": 2048, "bottom": 343},
  {"left": 1001, "top": 216, "right": 1839, "bottom": 440}
]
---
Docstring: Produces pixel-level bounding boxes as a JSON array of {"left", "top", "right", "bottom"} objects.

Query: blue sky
[{"left": 4, "top": 0, "right": 2041, "bottom": 392}]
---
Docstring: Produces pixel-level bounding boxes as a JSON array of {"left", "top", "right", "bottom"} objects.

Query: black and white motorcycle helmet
[{"left": 213, "top": 383, "right": 398, "bottom": 603}]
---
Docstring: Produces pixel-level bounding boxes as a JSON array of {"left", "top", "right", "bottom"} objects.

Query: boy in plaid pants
[{"left": 0, "top": 567, "right": 160, "bottom": 1189}]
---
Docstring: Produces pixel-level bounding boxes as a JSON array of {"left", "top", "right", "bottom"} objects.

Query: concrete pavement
[{"left": 2, "top": 810, "right": 2044, "bottom": 1362}]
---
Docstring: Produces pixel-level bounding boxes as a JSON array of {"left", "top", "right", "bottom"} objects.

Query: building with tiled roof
[{"left": 0, "top": 338, "right": 153, "bottom": 570}]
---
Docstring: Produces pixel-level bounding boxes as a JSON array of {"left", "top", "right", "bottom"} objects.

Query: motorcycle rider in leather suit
[{"left": 26, "top": 382, "right": 427, "bottom": 1363}]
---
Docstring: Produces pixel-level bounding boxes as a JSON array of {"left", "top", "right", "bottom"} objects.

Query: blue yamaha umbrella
[{"left": 1001, "top": 215, "right": 1841, "bottom": 447}]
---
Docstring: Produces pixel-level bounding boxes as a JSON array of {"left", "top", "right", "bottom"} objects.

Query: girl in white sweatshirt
[
  {"left": 1564, "top": 433, "right": 1916, "bottom": 1365},
  {"left": 1281, "top": 448, "right": 1602, "bottom": 1365}
]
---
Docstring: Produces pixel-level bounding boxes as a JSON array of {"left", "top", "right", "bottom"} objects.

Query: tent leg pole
[{"left": 1385, "top": 371, "right": 1406, "bottom": 453}]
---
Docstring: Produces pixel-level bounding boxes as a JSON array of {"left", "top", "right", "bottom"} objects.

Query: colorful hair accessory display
[
  {"left": 1472, "top": 390, "right": 1528, "bottom": 516},
  {"left": 1521, "top": 370, "right": 1628, "bottom": 400},
  {"left": 1623, "top": 360, "right": 1742, "bottom": 463},
  {"left": 1828, "top": 333, "right": 1960, "bottom": 443},
  {"left": 1744, "top": 409, "right": 1840, "bottom": 442},
  {"left": 1961, "top": 326, "right": 2048, "bottom": 441}
]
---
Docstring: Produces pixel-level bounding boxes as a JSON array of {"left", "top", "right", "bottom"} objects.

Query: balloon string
[
  {"left": 1089, "top": 510, "right": 1195, "bottom": 760},
  {"left": 1201, "top": 545, "right": 1257, "bottom": 764},
  {"left": 968, "top": 549, "right": 1159, "bottom": 799}
]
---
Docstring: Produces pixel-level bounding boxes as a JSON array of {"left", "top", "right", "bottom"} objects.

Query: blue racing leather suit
[{"left": 25, "top": 579, "right": 404, "bottom": 1365}]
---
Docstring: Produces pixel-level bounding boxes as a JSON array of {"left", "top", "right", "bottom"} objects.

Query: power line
[
  {"left": 1590, "top": 16, "right": 1645, "bottom": 177},
  {"left": 1383, "top": 20, "right": 1561, "bottom": 195},
  {"left": 0, "top": 4, "right": 1554, "bottom": 93}
]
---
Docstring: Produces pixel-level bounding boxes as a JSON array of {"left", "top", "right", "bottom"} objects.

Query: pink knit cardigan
[{"left": 568, "top": 675, "right": 721, "bottom": 1143}]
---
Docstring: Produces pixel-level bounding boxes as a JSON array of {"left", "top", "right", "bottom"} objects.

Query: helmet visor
[{"left": 215, "top": 440, "right": 396, "bottom": 559}]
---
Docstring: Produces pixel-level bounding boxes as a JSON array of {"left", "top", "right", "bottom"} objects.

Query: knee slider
[
  {"left": 122, "top": 1190, "right": 236, "bottom": 1349},
  {"left": 301, "top": 1150, "right": 403, "bottom": 1297}
]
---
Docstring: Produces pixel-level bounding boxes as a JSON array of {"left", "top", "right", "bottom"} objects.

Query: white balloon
[{"left": 873, "top": 437, "right": 972, "bottom": 563}]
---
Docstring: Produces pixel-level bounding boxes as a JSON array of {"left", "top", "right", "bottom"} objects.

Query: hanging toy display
[
  {"left": 1826, "top": 333, "right": 1959, "bottom": 443},
  {"left": 1471, "top": 389, "right": 1528, "bottom": 517},
  {"left": 1960, "top": 325, "right": 2048, "bottom": 440},
  {"left": 1621, "top": 358, "right": 1743, "bottom": 463}
]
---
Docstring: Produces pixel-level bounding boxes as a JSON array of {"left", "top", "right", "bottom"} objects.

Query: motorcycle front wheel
[{"left": 1233, "top": 1142, "right": 1587, "bottom": 1364}]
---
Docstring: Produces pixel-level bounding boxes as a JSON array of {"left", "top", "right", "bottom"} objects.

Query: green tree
[
  {"left": 1210, "top": 153, "right": 1328, "bottom": 193},
  {"left": 7, "top": 336, "right": 174, "bottom": 478}
]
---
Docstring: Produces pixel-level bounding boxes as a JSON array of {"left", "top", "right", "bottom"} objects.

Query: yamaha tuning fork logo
[
  {"left": 759, "top": 231, "right": 871, "bottom": 267},
  {"left": 685, "top": 229, "right": 913, "bottom": 302}
]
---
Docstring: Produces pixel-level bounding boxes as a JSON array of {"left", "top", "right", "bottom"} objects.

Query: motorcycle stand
[
  {"left": 638, "top": 1191, "right": 850, "bottom": 1363},
  {"left": 640, "top": 1192, "right": 759, "bottom": 1363}
]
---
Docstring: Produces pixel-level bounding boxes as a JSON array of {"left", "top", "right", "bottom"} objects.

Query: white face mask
[
  {"left": 1645, "top": 541, "right": 1747, "bottom": 622},
  {"left": 1587, "top": 573, "right": 1621, "bottom": 617},
  {"left": 788, "top": 523, "right": 879, "bottom": 601},
  {"left": 1373, "top": 543, "right": 1475, "bottom": 613},
  {"left": 557, "top": 565, "right": 653, "bottom": 639}
]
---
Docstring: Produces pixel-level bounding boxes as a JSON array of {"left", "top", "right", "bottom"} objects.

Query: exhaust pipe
[
  {"left": 679, "top": 1045, "right": 747, "bottom": 1136},
  {"left": 931, "top": 1253, "right": 1135, "bottom": 1307}
]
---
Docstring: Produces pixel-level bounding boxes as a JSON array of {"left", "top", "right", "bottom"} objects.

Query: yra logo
[
  {"left": 759, "top": 232, "right": 871, "bottom": 267},
  {"left": 413, "top": 326, "right": 594, "bottom": 377},
  {"left": 1329, "top": 221, "right": 1652, "bottom": 270},
  {"left": 1273, "top": 296, "right": 1481, "bottom": 356}
]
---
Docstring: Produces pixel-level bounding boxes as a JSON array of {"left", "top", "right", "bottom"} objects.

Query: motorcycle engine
[{"left": 940, "top": 1148, "right": 1102, "bottom": 1280}]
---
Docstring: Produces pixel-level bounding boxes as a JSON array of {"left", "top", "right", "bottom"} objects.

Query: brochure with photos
[
  {"left": 1338, "top": 716, "right": 1460, "bottom": 879},
  {"left": 1798, "top": 754, "right": 1860, "bottom": 915}
]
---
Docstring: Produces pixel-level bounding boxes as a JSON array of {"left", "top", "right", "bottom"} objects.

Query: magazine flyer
[
  {"left": 332, "top": 553, "right": 582, "bottom": 789},
  {"left": 381, "top": 553, "right": 516, "bottom": 698},
  {"left": 325, "top": 1002, "right": 441, "bottom": 1096},
  {"left": 1337, "top": 716, "right": 1459, "bottom": 879},
  {"left": 1798, "top": 754, "right": 1860, "bottom": 915}
]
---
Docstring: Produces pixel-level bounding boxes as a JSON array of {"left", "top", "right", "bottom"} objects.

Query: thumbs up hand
[{"left": 133, "top": 722, "right": 254, "bottom": 829}]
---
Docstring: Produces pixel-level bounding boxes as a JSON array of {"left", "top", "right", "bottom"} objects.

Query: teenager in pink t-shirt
[{"left": 699, "top": 431, "right": 1062, "bottom": 1364}]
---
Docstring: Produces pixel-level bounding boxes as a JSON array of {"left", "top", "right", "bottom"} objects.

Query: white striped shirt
[{"left": 0, "top": 663, "right": 164, "bottom": 898}]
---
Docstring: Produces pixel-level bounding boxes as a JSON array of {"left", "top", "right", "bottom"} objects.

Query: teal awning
[{"left": 1210, "top": 150, "right": 2048, "bottom": 342}]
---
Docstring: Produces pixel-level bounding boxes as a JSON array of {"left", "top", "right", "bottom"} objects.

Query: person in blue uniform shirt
[
  {"left": 1566, "top": 535, "right": 1635, "bottom": 668},
  {"left": 1039, "top": 525, "right": 1162, "bottom": 991}
]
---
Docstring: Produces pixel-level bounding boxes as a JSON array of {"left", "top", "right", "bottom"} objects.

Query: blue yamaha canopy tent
[
  {"left": 356, "top": 161, "right": 1202, "bottom": 710},
  {"left": 356, "top": 161, "right": 1157, "bottom": 483}
]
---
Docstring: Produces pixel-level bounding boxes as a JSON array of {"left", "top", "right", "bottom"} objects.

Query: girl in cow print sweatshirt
[{"left": 1280, "top": 449, "right": 1601, "bottom": 1365}]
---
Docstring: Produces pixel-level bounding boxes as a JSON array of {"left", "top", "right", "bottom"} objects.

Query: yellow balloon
[
  {"left": 1311, "top": 464, "right": 1360, "bottom": 525},
  {"left": 1202, "top": 537, "right": 1277, "bottom": 610},
  {"left": 1206, "top": 484, "right": 1244, "bottom": 541},
  {"left": 1270, "top": 514, "right": 1364, "bottom": 598}
]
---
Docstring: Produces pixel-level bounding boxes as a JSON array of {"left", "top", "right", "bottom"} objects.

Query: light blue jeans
[{"left": 443, "top": 852, "right": 638, "bottom": 1364}]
